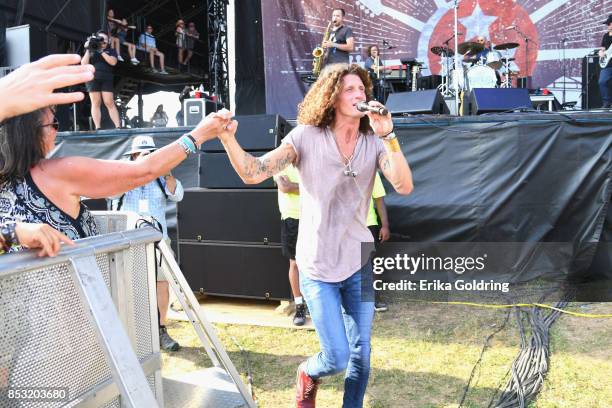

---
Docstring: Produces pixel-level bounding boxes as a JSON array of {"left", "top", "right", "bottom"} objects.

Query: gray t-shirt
[
  {"left": 284, "top": 125, "right": 386, "bottom": 282},
  {"left": 325, "top": 25, "right": 353, "bottom": 65}
]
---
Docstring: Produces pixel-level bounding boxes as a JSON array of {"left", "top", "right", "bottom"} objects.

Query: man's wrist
[
  {"left": 379, "top": 130, "right": 396, "bottom": 140},
  {"left": 382, "top": 135, "right": 401, "bottom": 153}
]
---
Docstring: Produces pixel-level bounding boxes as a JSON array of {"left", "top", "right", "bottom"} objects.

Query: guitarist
[
  {"left": 322, "top": 8, "right": 354, "bottom": 67},
  {"left": 598, "top": 14, "right": 612, "bottom": 108}
]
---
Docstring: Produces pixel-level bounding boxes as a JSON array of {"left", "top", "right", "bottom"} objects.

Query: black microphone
[{"left": 355, "top": 102, "right": 388, "bottom": 116}]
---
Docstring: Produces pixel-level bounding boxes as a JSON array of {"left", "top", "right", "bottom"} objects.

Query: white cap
[{"left": 124, "top": 135, "right": 157, "bottom": 155}]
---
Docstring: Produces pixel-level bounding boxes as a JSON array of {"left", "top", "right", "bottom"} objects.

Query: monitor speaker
[
  {"left": 386, "top": 90, "right": 449, "bottom": 115},
  {"left": 468, "top": 88, "right": 531, "bottom": 114}
]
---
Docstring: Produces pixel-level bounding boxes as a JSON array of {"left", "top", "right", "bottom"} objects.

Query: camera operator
[{"left": 81, "top": 30, "right": 121, "bottom": 129}]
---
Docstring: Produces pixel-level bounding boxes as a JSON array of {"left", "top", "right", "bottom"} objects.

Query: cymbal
[
  {"left": 431, "top": 46, "right": 454, "bottom": 56},
  {"left": 494, "top": 42, "right": 520, "bottom": 50},
  {"left": 458, "top": 41, "right": 483, "bottom": 55}
]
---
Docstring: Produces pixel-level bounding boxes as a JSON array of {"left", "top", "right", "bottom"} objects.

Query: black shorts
[
  {"left": 86, "top": 77, "right": 114, "bottom": 93},
  {"left": 281, "top": 218, "right": 299, "bottom": 260},
  {"left": 368, "top": 225, "right": 381, "bottom": 252}
]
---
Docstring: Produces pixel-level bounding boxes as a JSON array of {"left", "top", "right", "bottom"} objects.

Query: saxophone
[
  {"left": 373, "top": 55, "right": 380, "bottom": 79},
  {"left": 312, "top": 21, "right": 332, "bottom": 76}
]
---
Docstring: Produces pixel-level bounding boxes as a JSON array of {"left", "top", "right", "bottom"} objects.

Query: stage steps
[
  {"left": 115, "top": 76, "right": 141, "bottom": 106},
  {"left": 163, "top": 368, "right": 247, "bottom": 408}
]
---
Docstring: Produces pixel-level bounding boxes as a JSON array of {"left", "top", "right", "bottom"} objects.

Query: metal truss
[{"left": 207, "top": 0, "right": 229, "bottom": 108}]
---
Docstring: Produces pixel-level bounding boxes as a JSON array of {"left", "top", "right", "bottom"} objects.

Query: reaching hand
[
  {"left": 15, "top": 223, "right": 75, "bottom": 257},
  {"left": 217, "top": 118, "right": 239, "bottom": 144},
  {"left": 365, "top": 100, "right": 393, "bottom": 137},
  {"left": 190, "top": 108, "right": 234, "bottom": 144},
  {"left": 0, "top": 54, "right": 95, "bottom": 122}
]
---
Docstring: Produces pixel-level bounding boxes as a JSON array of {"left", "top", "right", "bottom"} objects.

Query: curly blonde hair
[{"left": 297, "top": 63, "right": 373, "bottom": 133}]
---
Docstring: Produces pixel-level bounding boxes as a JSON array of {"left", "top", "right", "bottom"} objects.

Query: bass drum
[{"left": 467, "top": 65, "right": 497, "bottom": 90}]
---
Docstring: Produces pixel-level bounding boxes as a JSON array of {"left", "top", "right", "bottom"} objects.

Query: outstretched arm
[{"left": 218, "top": 120, "right": 297, "bottom": 184}]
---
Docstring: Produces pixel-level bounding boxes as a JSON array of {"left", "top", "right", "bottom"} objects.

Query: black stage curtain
[
  {"left": 53, "top": 113, "right": 612, "bottom": 288},
  {"left": 234, "top": 0, "right": 266, "bottom": 114}
]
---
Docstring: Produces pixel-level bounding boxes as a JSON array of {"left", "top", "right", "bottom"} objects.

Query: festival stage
[{"left": 55, "top": 110, "right": 612, "bottom": 301}]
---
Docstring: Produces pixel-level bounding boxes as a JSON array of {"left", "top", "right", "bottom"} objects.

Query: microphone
[
  {"left": 505, "top": 25, "right": 516, "bottom": 30},
  {"left": 355, "top": 102, "right": 388, "bottom": 116}
]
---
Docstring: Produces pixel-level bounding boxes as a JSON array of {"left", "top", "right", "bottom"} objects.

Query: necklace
[{"left": 327, "top": 127, "right": 362, "bottom": 177}]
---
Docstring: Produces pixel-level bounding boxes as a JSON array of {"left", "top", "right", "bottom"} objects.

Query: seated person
[
  {"left": 114, "top": 18, "right": 139, "bottom": 65},
  {"left": 138, "top": 25, "right": 167, "bottom": 74}
]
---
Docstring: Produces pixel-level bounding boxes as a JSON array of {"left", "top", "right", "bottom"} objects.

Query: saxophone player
[{"left": 321, "top": 8, "right": 354, "bottom": 67}]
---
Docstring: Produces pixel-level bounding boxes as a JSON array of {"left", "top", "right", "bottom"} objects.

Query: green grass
[{"left": 161, "top": 302, "right": 612, "bottom": 408}]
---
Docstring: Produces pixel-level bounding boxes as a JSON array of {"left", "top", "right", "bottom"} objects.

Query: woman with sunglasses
[
  {"left": 0, "top": 107, "right": 233, "bottom": 245},
  {"left": 81, "top": 30, "right": 121, "bottom": 129}
]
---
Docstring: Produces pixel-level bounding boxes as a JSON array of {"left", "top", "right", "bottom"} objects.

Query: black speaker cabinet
[
  {"left": 386, "top": 90, "right": 449, "bottom": 115},
  {"left": 179, "top": 241, "right": 291, "bottom": 300},
  {"left": 199, "top": 151, "right": 275, "bottom": 189},
  {"left": 582, "top": 55, "right": 602, "bottom": 110},
  {"left": 468, "top": 88, "right": 531, "bottom": 114},
  {"left": 177, "top": 189, "right": 281, "bottom": 243},
  {"left": 200, "top": 114, "right": 292, "bottom": 152}
]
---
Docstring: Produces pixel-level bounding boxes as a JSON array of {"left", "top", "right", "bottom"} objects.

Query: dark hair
[
  {"left": 367, "top": 45, "right": 378, "bottom": 57},
  {"left": 333, "top": 8, "right": 346, "bottom": 16},
  {"left": 0, "top": 108, "right": 48, "bottom": 183}
]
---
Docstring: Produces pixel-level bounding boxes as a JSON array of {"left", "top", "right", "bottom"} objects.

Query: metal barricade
[{"left": 0, "top": 228, "right": 163, "bottom": 407}]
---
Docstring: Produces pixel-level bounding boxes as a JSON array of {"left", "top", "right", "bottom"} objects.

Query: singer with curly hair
[{"left": 214, "top": 63, "right": 413, "bottom": 408}]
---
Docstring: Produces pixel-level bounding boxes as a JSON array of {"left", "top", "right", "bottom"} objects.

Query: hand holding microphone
[
  {"left": 355, "top": 101, "right": 388, "bottom": 116},
  {"left": 357, "top": 101, "right": 393, "bottom": 137}
]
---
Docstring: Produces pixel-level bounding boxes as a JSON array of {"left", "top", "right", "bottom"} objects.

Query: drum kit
[{"left": 431, "top": 40, "right": 521, "bottom": 96}]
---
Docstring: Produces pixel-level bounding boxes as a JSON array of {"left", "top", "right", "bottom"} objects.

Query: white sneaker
[
  {"left": 117, "top": 55, "right": 124, "bottom": 62},
  {"left": 159, "top": 69, "right": 169, "bottom": 75},
  {"left": 130, "top": 58, "right": 139, "bottom": 65}
]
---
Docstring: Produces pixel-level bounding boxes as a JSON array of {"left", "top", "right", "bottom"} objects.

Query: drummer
[{"left": 465, "top": 36, "right": 492, "bottom": 65}]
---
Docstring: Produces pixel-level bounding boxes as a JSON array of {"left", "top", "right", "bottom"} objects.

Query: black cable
[
  {"left": 494, "top": 296, "right": 569, "bottom": 407},
  {"left": 458, "top": 308, "right": 512, "bottom": 407}
]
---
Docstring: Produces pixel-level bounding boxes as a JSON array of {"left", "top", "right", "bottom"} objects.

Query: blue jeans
[
  {"left": 598, "top": 66, "right": 612, "bottom": 104},
  {"left": 299, "top": 263, "right": 375, "bottom": 408}
]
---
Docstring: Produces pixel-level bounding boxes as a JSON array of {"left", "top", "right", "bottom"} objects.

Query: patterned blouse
[{"left": 0, "top": 173, "right": 98, "bottom": 252}]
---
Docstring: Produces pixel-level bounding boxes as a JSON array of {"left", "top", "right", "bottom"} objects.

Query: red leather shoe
[{"left": 296, "top": 362, "right": 321, "bottom": 408}]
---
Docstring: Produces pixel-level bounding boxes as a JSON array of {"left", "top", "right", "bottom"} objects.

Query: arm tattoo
[
  {"left": 242, "top": 147, "right": 294, "bottom": 179},
  {"left": 379, "top": 153, "right": 391, "bottom": 172}
]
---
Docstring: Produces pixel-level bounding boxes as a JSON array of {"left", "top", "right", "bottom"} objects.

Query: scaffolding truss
[{"left": 207, "top": 0, "right": 229, "bottom": 108}]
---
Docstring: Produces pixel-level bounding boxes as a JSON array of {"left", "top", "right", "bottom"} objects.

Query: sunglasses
[{"left": 39, "top": 118, "right": 59, "bottom": 131}]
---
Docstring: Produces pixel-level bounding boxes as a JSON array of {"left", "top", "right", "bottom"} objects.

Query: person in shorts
[
  {"left": 275, "top": 165, "right": 306, "bottom": 326},
  {"left": 81, "top": 30, "right": 121, "bottom": 129}
]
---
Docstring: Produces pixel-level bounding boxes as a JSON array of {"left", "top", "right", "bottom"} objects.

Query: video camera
[{"left": 86, "top": 34, "right": 105, "bottom": 52}]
